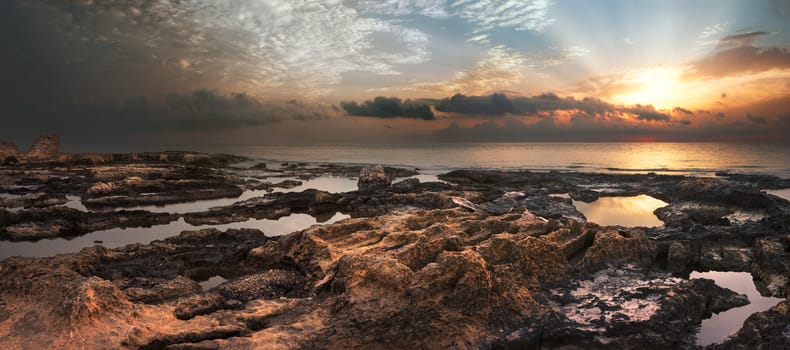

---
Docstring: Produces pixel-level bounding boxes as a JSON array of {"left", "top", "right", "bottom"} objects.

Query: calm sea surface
[{"left": 196, "top": 143, "right": 790, "bottom": 178}]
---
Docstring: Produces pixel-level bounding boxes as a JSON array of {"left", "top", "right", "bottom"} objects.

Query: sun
[{"left": 611, "top": 66, "right": 686, "bottom": 109}]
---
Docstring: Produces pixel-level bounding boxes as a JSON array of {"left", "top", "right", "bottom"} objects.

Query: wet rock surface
[{"left": 0, "top": 150, "right": 789, "bottom": 349}]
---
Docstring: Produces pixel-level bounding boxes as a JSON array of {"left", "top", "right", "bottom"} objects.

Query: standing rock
[
  {"left": 667, "top": 241, "right": 688, "bottom": 274},
  {"left": 28, "top": 134, "right": 60, "bottom": 159},
  {"left": 358, "top": 165, "right": 391, "bottom": 192}
]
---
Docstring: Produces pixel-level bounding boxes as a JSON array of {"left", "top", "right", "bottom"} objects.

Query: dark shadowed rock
[
  {"left": 667, "top": 241, "right": 689, "bottom": 274},
  {"left": 751, "top": 236, "right": 790, "bottom": 298}
]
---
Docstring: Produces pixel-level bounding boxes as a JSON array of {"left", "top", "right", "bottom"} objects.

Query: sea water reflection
[{"left": 572, "top": 195, "right": 667, "bottom": 227}]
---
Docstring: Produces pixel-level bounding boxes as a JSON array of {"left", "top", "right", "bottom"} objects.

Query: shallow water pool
[
  {"left": 691, "top": 271, "right": 783, "bottom": 346},
  {"left": 0, "top": 212, "right": 350, "bottom": 260},
  {"left": 573, "top": 194, "right": 667, "bottom": 227}
]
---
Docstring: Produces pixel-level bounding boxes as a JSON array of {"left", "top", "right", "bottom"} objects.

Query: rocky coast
[{"left": 1, "top": 137, "right": 789, "bottom": 349}]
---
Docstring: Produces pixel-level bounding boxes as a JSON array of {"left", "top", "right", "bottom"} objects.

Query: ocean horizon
[{"left": 175, "top": 142, "right": 790, "bottom": 178}]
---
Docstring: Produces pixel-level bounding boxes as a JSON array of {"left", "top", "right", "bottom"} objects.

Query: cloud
[
  {"left": 351, "top": 0, "right": 449, "bottom": 18},
  {"left": 623, "top": 105, "right": 670, "bottom": 122},
  {"left": 410, "top": 45, "right": 586, "bottom": 95},
  {"left": 716, "top": 31, "right": 771, "bottom": 49},
  {"left": 6, "top": 90, "right": 342, "bottom": 139},
  {"left": 451, "top": 0, "right": 555, "bottom": 33},
  {"left": 351, "top": 0, "right": 555, "bottom": 33},
  {"left": 434, "top": 92, "right": 616, "bottom": 117},
  {"left": 686, "top": 45, "right": 790, "bottom": 79},
  {"left": 435, "top": 93, "right": 517, "bottom": 116},
  {"left": 746, "top": 114, "right": 767, "bottom": 124},
  {"left": 432, "top": 102, "right": 790, "bottom": 142},
  {"left": 341, "top": 97, "right": 435, "bottom": 120},
  {"left": 11, "top": 0, "right": 432, "bottom": 96}
]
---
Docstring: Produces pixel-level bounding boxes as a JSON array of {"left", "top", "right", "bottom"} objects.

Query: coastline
[{"left": 1, "top": 147, "right": 789, "bottom": 349}]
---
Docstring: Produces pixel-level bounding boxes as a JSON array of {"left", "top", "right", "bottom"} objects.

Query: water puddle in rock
[
  {"left": 766, "top": 188, "right": 790, "bottom": 201},
  {"left": 0, "top": 212, "right": 349, "bottom": 260},
  {"left": 691, "top": 271, "right": 783, "bottom": 346},
  {"left": 573, "top": 194, "right": 667, "bottom": 227},
  {"left": 198, "top": 275, "right": 227, "bottom": 291},
  {"left": 277, "top": 176, "right": 358, "bottom": 194},
  {"left": 62, "top": 176, "right": 359, "bottom": 214}
]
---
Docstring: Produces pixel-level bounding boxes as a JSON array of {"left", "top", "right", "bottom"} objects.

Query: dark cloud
[
  {"left": 716, "top": 31, "right": 771, "bottom": 49},
  {"left": 0, "top": 89, "right": 341, "bottom": 148},
  {"left": 433, "top": 111, "right": 790, "bottom": 142},
  {"left": 673, "top": 107, "right": 694, "bottom": 115},
  {"left": 624, "top": 105, "right": 671, "bottom": 122},
  {"left": 687, "top": 46, "right": 790, "bottom": 79},
  {"left": 435, "top": 93, "right": 614, "bottom": 116},
  {"left": 341, "top": 97, "right": 435, "bottom": 120},
  {"left": 433, "top": 93, "right": 675, "bottom": 123},
  {"left": 746, "top": 114, "right": 767, "bottom": 124},
  {"left": 771, "top": 0, "right": 790, "bottom": 18}
]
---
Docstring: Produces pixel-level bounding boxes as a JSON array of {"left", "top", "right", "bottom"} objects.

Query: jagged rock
[
  {"left": 174, "top": 293, "right": 230, "bottom": 320},
  {"left": 122, "top": 276, "right": 202, "bottom": 303},
  {"left": 751, "top": 236, "right": 790, "bottom": 298},
  {"left": 357, "top": 165, "right": 391, "bottom": 192},
  {"left": 533, "top": 267, "right": 749, "bottom": 349},
  {"left": 28, "top": 134, "right": 60, "bottom": 159},
  {"left": 580, "top": 228, "right": 655, "bottom": 271},
  {"left": 1, "top": 159, "right": 790, "bottom": 349},
  {"left": 215, "top": 270, "right": 305, "bottom": 301},
  {"left": 86, "top": 181, "right": 117, "bottom": 195}
]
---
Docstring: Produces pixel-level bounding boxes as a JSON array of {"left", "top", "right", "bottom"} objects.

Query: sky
[{"left": 1, "top": 0, "right": 789, "bottom": 149}]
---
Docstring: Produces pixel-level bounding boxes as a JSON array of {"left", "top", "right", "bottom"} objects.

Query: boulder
[
  {"left": 580, "top": 228, "right": 655, "bottom": 272},
  {"left": 357, "top": 165, "right": 391, "bottom": 192}
]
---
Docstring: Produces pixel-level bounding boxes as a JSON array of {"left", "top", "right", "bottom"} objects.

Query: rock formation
[
  {"left": 358, "top": 165, "right": 391, "bottom": 192},
  {"left": 27, "top": 134, "right": 60, "bottom": 159}
]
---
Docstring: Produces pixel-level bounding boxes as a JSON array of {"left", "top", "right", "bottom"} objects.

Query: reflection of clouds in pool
[
  {"left": 691, "top": 271, "right": 783, "bottom": 346},
  {"left": 573, "top": 195, "right": 667, "bottom": 227}
]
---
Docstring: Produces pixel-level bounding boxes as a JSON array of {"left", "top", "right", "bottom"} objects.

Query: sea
[{"left": 191, "top": 142, "right": 790, "bottom": 178}]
